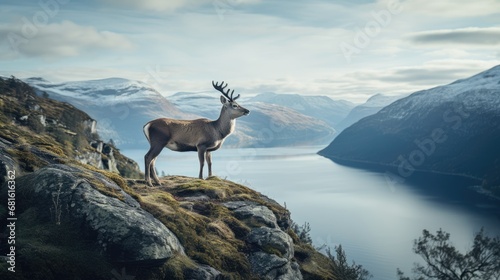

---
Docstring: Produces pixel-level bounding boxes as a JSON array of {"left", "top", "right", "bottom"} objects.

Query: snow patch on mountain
[
  {"left": 26, "top": 77, "right": 163, "bottom": 105},
  {"left": 383, "top": 65, "right": 500, "bottom": 120}
]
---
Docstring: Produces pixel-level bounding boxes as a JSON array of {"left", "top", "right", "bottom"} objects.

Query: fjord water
[{"left": 124, "top": 146, "right": 500, "bottom": 279}]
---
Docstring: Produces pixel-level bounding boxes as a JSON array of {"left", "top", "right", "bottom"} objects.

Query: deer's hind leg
[{"left": 145, "top": 143, "right": 165, "bottom": 187}]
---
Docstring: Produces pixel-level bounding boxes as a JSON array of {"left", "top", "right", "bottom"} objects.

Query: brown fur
[{"left": 144, "top": 94, "right": 249, "bottom": 186}]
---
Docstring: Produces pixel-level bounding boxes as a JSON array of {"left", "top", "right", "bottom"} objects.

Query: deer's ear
[{"left": 220, "top": 96, "right": 228, "bottom": 104}]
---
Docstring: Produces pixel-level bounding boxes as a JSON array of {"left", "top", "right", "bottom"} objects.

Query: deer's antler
[{"left": 212, "top": 81, "right": 240, "bottom": 101}]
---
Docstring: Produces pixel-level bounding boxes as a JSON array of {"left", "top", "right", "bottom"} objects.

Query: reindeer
[{"left": 143, "top": 81, "right": 250, "bottom": 186}]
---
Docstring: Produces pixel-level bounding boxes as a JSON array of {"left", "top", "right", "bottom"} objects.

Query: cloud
[
  {"left": 401, "top": 0, "right": 500, "bottom": 18},
  {"left": 312, "top": 59, "right": 499, "bottom": 102},
  {"left": 99, "top": 0, "right": 261, "bottom": 13},
  {"left": 353, "top": 60, "right": 495, "bottom": 85},
  {"left": 0, "top": 20, "right": 134, "bottom": 58},
  {"left": 100, "top": 0, "right": 191, "bottom": 12},
  {"left": 410, "top": 27, "right": 500, "bottom": 45}
]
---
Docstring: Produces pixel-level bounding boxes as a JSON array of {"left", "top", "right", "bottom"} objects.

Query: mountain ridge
[{"left": 319, "top": 65, "right": 500, "bottom": 195}]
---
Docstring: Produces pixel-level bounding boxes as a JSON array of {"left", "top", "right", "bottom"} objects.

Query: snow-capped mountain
[
  {"left": 335, "top": 93, "right": 405, "bottom": 133},
  {"left": 250, "top": 93, "right": 354, "bottom": 130},
  {"left": 319, "top": 65, "right": 500, "bottom": 188},
  {"left": 26, "top": 77, "right": 193, "bottom": 148},
  {"left": 169, "top": 91, "right": 336, "bottom": 147}
]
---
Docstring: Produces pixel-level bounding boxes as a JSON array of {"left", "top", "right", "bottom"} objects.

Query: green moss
[
  {"left": 3, "top": 208, "right": 114, "bottom": 280},
  {"left": 261, "top": 245, "right": 284, "bottom": 258},
  {"left": 294, "top": 243, "right": 336, "bottom": 280},
  {"left": 8, "top": 146, "right": 46, "bottom": 172},
  {"left": 128, "top": 178, "right": 253, "bottom": 278},
  {"left": 113, "top": 150, "right": 143, "bottom": 179},
  {"left": 162, "top": 254, "right": 197, "bottom": 279},
  {"left": 33, "top": 139, "right": 66, "bottom": 157},
  {"left": 72, "top": 162, "right": 143, "bottom": 202}
]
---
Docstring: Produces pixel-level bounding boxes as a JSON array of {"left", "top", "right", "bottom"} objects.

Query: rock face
[
  {"left": 224, "top": 201, "right": 303, "bottom": 279},
  {"left": 76, "top": 141, "right": 120, "bottom": 173},
  {"left": 247, "top": 227, "right": 302, "bottom": 279},
  {"left": 0, "top": 138, "right": 17, "bottom": 187},
  {"left": 224, "top": 200, "right": 279, "bottom": 228},
  {"left": 16, "top": 164, "right": 184, "bottom": 262}
]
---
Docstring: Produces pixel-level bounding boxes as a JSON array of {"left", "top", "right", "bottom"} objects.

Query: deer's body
[{"left": 143, "top": 81, "right": 248, "bottom": 187}]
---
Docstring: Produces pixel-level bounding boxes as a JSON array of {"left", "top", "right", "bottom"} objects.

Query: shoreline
[{"left": 317, "top": 153, "right": 500, "bottom": 204}]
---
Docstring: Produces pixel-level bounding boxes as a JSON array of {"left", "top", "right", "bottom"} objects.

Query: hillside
[
  {"left": 0, "top": 76, "right": 141, "bottom": 179},
  {"left": 250, "top": 93, "right": 354, "bottom": 130},
  {"left": 0, "top": 77, "right": 336, "bottom": 279},
  {"left": 319, "top": 65, "right": 500, "bottom": 196},
  {"left": 335, "top": 93, "right": 404, "bottom": 133}
]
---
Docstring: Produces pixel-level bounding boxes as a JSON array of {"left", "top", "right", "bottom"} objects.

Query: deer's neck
[{"left": 213, "top": 108, "right": 235, "bottom": 139}]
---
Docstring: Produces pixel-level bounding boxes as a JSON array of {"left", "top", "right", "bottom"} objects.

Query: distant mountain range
[
  {"left": 319, "top": 65, "right": 500, "bottom": 191},
  {"left": 334, "top": 93, "right": 405, "bottom": 133},
  {"left": 250, "top": 93, "right": 355, "bottom": 130},
  {"left": 27, "top": 78, "right": 341, "bottom": 149}
]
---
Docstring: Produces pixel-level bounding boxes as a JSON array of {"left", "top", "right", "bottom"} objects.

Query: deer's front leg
[
  {"left": 197, "top": 146, "right": 207, "bottom": 179},
  {"left": 206, "top": 151, "right": 212, "bottom": 177}
]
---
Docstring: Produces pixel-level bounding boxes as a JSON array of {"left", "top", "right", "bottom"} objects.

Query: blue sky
[{"left": 1, "top": 0, "right": 499, "bottom": 102}]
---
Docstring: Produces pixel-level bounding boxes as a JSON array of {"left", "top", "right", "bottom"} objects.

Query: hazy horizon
[{"left": 1, "top": 0, "right": 500, "bottom": 103}]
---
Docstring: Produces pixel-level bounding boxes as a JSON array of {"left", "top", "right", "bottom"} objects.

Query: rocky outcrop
[
  {"left": 222, "top": 200, "right": 302, "bottom": 279},
  {"left": 2, "top": 163, "right": 315, "bottom": 279},
  {"left": 15, "top": 164, "right": 184, "bottom": 262},
  {"left": 223, "top": 200, "right": 279, "bottom": 228},
  {"left": 223, "top": 200, "right": 303, "bottom": 278},
  {"left": 246, "top": 227, "right": 302, "bottom": 279},
  {"left": 76, "top": 141, "right": 119, "bottom": 173}
]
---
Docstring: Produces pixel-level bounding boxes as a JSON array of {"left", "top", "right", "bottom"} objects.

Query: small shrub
[
  {"left": 292, "top": 221, "right": 313, "bottom": 245},
  {"left": 327, "top": 245, "right": 372, "bottom": 280}
]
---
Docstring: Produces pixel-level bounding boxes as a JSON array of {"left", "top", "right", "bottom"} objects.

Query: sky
[{"left": 1, "top": 0, "right": 499, "bottom": 103}]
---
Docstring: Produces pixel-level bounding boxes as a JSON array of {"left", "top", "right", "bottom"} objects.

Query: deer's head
[{"left": 212, "top": 81, "right": 250, "bottom": 119}]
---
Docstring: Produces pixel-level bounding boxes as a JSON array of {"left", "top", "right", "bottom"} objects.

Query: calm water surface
[{"left": 124, "top": 146, "right": 500, "bottom": 279}]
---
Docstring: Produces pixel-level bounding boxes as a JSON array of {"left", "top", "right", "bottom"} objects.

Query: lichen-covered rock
[
  {"left": 223, "top": 200, "right": 278, "bottom": 228},
  {"left": 77, "top": 141, "right": 119, "bottom": 173},
  {"left": 249, "top": 252, "right": 303, "bottom": 280},
  {"left": 223, "top": 200, "right": 303, "bottom": 279},
  {"left": 184, "top": 264, "right": 222, "bottom": 280},
  {"left": 247, "top": 227, "right": 294, "bottom": 259},
  {"left": 0, "top": 138, "right": 17, "bottom": 186},
  {"left": 246, "top": 225, "right": 301, "bottom": 279},
  {"left": 15, "top": 164, "right": 184, "bottom": 262}
]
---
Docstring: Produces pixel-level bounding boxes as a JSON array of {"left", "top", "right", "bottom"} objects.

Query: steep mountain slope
[
  {"left": 335, "top": 93, "right": 404, "bottom": 133},
  {"left": 250, "top": 92, "right": 355, "bottom": 130},
  {"left": 0, "top": 76, "right": 141, "bottom": 179},
  {"left": 319, "top": 65, "right": 500, "bottom": 192},
  {"left": 26, "top": 77, "right": 194, "bottom": 149},
  {"left": 169, "top": 92, "right": 336, "bottom": 147}
]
